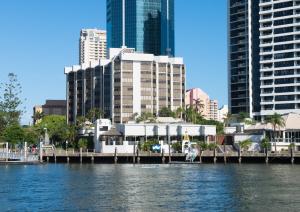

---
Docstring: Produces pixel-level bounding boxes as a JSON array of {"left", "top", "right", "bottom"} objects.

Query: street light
[{"left": 66, "top": 140, "right": 68, "bottom": 151}]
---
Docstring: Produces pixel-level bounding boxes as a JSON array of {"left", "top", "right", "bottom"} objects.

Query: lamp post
[
  {"left": 43, "top": 127, "right": 48, "bottom": 144},
  {"left": 66, "top": 140, "right": 68, "bottom": 153}
]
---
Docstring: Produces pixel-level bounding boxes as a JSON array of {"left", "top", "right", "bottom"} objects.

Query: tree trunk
[{"left": 273, "top": 126, "right": 277, "bottom": 153}]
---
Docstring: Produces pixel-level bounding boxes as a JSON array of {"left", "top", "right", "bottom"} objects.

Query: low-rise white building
[
  {"left": 93, "top": 119, "right": 216, "bottom": 153},
  {"left": 225, "top": 113, "right": 300, "bottom": 152}
]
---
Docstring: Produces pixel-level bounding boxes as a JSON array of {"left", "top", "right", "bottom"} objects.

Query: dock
[{"left": 41, "top": 151, "right": 300, "bottom": 164}]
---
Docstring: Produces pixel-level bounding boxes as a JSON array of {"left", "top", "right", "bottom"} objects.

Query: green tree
[
  {"left": 185, "top": 106, "right": 202, "bottom": 124},
  {"left": 32, "top": 111, "right": 44, "bottom": 124},
  {"left": 86, "top": 108, "right": 104, "bottom": 123},
  {"left": 175, "top": 107, "right": 184, "bottom": 119},
  {"left": 237, "top": 112, "right": 249, "bottom": 122},
  {"left": 2, "top": 124, "right": 24, "bottom": 145},
  {"left": 0, "top": 73, "right": 25, "bottom": 126},
  {"left": 66, "top": 124, "right": 77, "bottom": 147},
  {"left": 197, "top": 141, "right": 208, "bottom": 163},
  {"left": 141, "top": 139, "right": 159, "bottom": 152},
  {"left": 159, "top": 107, "right": 175, "bottom": 118},
  {"left": 0, "top": 111, "right": 6, "bottom": 136},
  {"left": 261, "top": 138, "right": 271, "bottom": 153},
  {"left": 78, "top": 138, "right": 88, "bottom": 150},
  {"left": 76, "top": 116, "right": 87, "bottom": 128},
  {"left": 239, "top": 139, "right": 252, "bottom": 152},
  {"left": 136, "top": 112, "right": 156, "bottom": 123},
  {"left": 208, "top": 143, "right": 217, "bottom": 151},
  {"left": 193, "top": 98, "right": 204, "bottom": 114},
  {"left": 35, "top": 115, "right": 67, "bottom": 146},
  {"left": 197, "top": 119, "right": 224, "bottom": 135},
  {"left": 198, "top": 141, "right": 208, "bottom": 151},
  {"left": 265, "top": 113, "right": 285, "bottom": 152},
  {"left": 23, "top": 127, "right": 39, "bottom": 144},
  {"left": 171, "top": 141, "right": 182, "bottom": 152}
]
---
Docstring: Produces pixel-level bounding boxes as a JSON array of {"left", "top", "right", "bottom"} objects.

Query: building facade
[
  {"left": 185, "top": 88, "right": 219, "bottom": 121},
  {"left": 33, "top": 100, "right": 67, "bottom": 124},
  {"left": 79, "top": 29, "right": 107, "bottom": 64},
  {"left": 218, "top": 105, "right": 229, "bottom": 123},
  {"left": 228, "top": 0, "right": 260, "bottom": 119},
  {"left": 93, "top": 119, "right": 216, "bottom": 153},
  {"left": 259, "top": 0, "right": 300, "bottom": 116},
  {"left": 65, "top": 48, "right": 185, "bottom": 124},
  {"left": 209, "top": 100, "right": 219, "bottom": 121},
  {"left": 107, "top": 0, "right": 175, "bottom": 56}
]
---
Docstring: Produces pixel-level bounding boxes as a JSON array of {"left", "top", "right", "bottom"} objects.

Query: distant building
[
  {"left": 107, "top": 0, "right": 175, "bottom": 56},
  {"left": 65, "top": 47, "right": 185, "bottom": 124},
  {"left": 218, "top": 105, "right": 228, "bottom": 123},
  {"left": 79, "top": 29, "right": 107, "bottom": 64},
  {"left": 185, "top": 88, "right": 219, "bottom": 121},
  {"left": 209, "top": 100, "right": 218, "bottom": 121},
  {"left": 33, "top": 100, "right": 67, "bottom": 124}
]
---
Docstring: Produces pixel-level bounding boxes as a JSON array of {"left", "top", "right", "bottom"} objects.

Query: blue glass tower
[{"left": 107, "top": 0, "right": 175, "bottom": 56}]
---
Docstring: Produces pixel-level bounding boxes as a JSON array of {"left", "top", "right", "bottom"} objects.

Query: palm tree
[
  {"left": 66, "top": 124, "right": 77, "bottom": 147},
  {"left": 197, "top": 141, "right": 208, "bottom": 163},
  {"left": 261, "top": 138, "right": 271, "bottom": 154},
  {"left": 136, "top": 112, "right": 156, "bottom": 123},
  {"left": 265, "top": 113, "right": 285, "bottom": 152},
  {"left": 187, "top": 105, "right": 204, "bottom": 124},
  {"left": 239, "top": 139, "right": 252, "bottom": 152},
  {"left": 86, "top": 108, "right": 104, "bottom": 123},
  {"left": 175, "top": 107, "right": 185, "bottom": 119},
  {"left": 193, "top": 98, "right": 204, "bottom": 114},
  {"left": 130, "top": 112, "right": 139, "bottom": 121},
  {"left": 32, "top": 111, "right": 44, "bottom": 124}
]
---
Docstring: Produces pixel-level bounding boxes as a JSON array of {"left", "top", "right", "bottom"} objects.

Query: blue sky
[{"left": 0, "top": 0, "right": 227, "bottom": 124}]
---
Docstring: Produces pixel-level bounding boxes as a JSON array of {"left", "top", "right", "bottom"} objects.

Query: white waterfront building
[
  {"left": 93, "top": 119, "right": 216, "bottom": 154},
  {"left": 79, "top": 29, "right": 107, "bottom": 64}
]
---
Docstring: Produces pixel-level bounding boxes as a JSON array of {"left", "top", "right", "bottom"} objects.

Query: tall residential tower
[
  {"left": 259, "top": 0, "right": 300, "bottom": 116},
  {"left": 107, "top": 0, "right": 175, "bottom": 56},
  {"left": 229, "top": 0, "right": 300, "bottom": 119},
  {"left": 79, "top": 29, "right": 107, "bottom": 64},
  {"left": 228, "top": 0, "right": 264, "bottom": 119}
]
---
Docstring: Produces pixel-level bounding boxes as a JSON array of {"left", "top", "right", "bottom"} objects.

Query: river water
[{"left": 0, "top": 164, "right": 299, "bottom": 211}]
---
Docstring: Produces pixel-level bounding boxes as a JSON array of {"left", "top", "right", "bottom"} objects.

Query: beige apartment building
[
  {"left": 65, "top": 48, "right": 185, "bottom": 124},
  {"left": 79, "top": 29, "right": 107, "bottom": 64},
  {"left": 185, "top": 88, "right": 219, "bottom": 121}
]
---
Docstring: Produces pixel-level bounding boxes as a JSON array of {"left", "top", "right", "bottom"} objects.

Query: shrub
[{"left": 78, "top": 138, "right": 88, "bottom": 150}]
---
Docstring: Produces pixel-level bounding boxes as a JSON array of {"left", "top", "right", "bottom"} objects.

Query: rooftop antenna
[{"left": 122, "top": 0, "right": 126, "bottom": 48}]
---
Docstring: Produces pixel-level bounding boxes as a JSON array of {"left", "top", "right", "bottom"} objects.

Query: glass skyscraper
[{"left": 107, "top": 0, "right": 175, "bottom": 56}]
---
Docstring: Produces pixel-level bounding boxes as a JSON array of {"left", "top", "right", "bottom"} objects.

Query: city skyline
[{"left": 0, "top": 0, "right": 227, "bottom": 124}]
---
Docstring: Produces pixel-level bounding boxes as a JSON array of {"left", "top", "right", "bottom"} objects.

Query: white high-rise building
[
  {"left": 79, "top": 29, "right": 107, "bottom": 64},
  {"left": 259, "top": 0, "right": 300, "bottom": 116},
  {"left": 229, "top": 0, "right": 300, "bottom": 120}
]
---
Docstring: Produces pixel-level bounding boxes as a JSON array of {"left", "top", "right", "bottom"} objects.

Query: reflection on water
[{"left": 0, "top": 164, "right": 300, "bottom": 211}]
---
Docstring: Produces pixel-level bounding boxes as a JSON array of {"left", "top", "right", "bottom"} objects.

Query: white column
[
  {"left": 24, "top": 142, "right": 27, "bottom": 162},
  {"left": 39, "top": 142, "right": 43, "bottom": 163},
  {"left": 6, "top": 142, "right": 8, "bottom": 162},
  {"left": 133, "top": 62, "right": 141, "bottom": 115}
]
